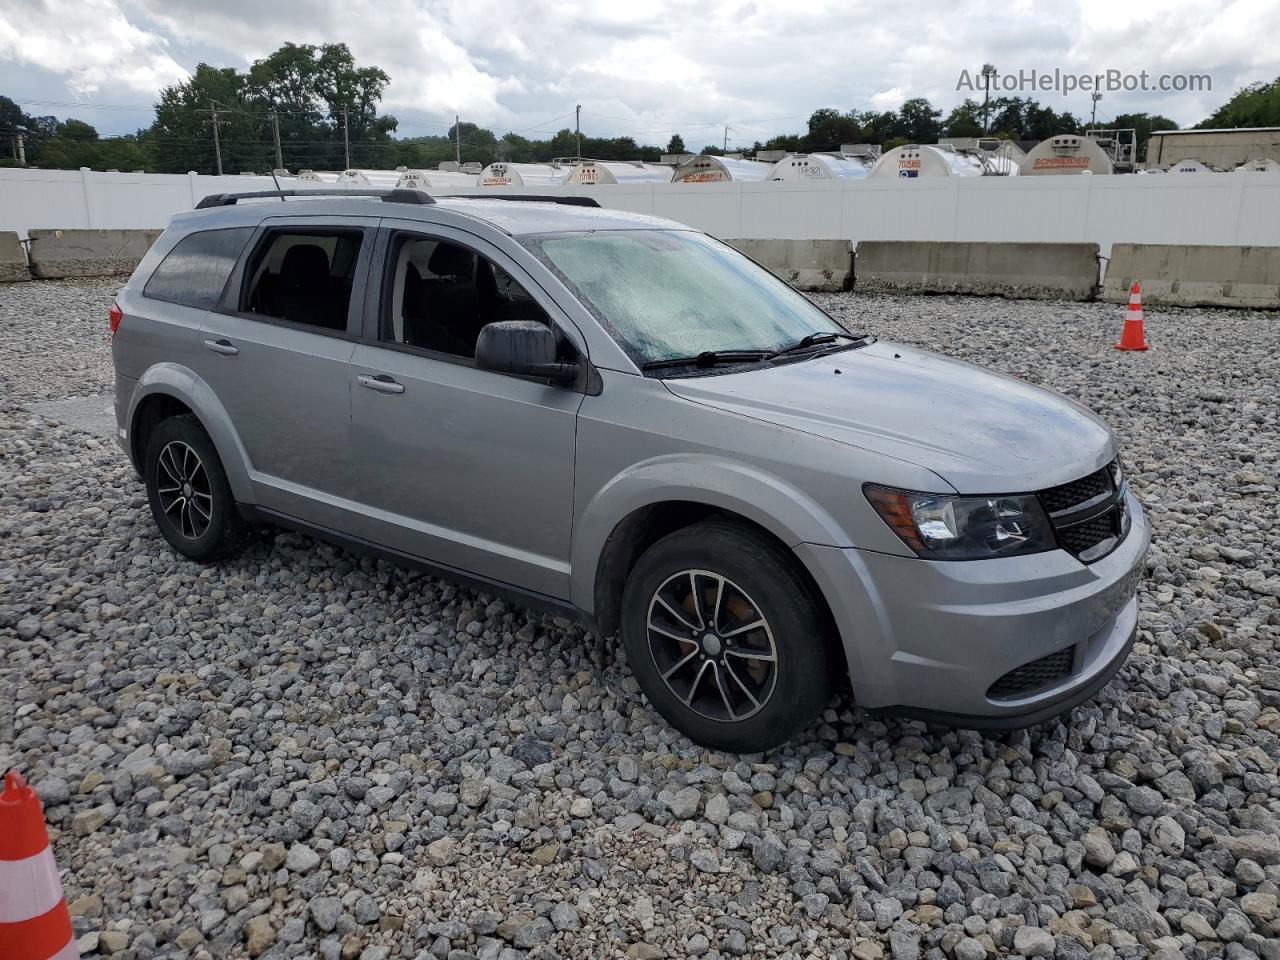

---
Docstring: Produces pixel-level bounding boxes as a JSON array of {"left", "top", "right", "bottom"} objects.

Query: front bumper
[{"left": 797, "top": 490, "right": 1150, "bottom": 726}]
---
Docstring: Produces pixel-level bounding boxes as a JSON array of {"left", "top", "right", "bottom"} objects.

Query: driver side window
[{"left": 382, "top": 234, "right": 554, "bottom": 359}]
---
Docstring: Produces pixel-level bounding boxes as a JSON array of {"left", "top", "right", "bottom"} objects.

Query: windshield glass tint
[{"left": 525, "top": 230, "right": 843, "bottom": 364}]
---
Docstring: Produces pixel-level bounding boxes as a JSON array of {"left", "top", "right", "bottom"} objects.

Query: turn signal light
[{"left": 109, "top": 302, "right": 123, "bottom": 335}]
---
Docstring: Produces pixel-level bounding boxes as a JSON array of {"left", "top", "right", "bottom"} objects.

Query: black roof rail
[
  {"left": 194, "top": 188, "right": 434, "bottom": 209},
  {"left": 438, "top": 194, "right": 601, "bottom": 208}
]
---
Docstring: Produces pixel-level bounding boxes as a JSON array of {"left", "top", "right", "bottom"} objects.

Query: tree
[
  {"left": 943, "top": 100, "right": 984, "bottom": 138},
  {"left": 666, "top": 133, "right": 686, "bottom": 154},
  {"left": 147, "top": 42, "right": 398, "bottom": 174},
  {"left": 802, "top": 108, "right": 862, "bottom": 151},
  {"left": 1199, "top": 76, "right": 1280, "bottom": 127},
  {"left": 898, "top": 98, "right": 942, "bottom": 144},
  {"left": 1112, "top": 112, "right": 1178, "bottom": 161}
]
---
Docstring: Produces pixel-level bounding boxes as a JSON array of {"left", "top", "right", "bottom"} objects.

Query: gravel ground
[
  {"left": 3, "top": 279, "right": 1280, "bottom": 960},
  {"left": 0, "top": 276, "right": 118, "bottom": 401}
]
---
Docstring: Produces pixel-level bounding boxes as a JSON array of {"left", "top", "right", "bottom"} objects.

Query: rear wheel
[
  {"left": 620, "top": 520, "right": 836, "bottom": 752},
  {"left": 144, "top": 415, "right": 248, "bottom": 562}
]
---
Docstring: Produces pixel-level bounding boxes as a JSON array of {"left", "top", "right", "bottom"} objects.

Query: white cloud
[
  {"left": 0, "top": 0, "right": 188, "bottom": 95},
  {"left": 1, "top": 0, "right": 1276, "bottom": 140}
]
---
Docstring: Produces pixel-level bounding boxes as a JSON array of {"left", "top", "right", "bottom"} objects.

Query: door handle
[
  {"left": 204, "top": 338, "right": 239, "bottom": 356},
  {"left": 358, "top": 374, "right": 405, "bottom": 395}
]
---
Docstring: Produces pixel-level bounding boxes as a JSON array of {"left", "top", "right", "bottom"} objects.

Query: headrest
[
  {"left": 428, "top": 243, "right": 473, "bottom": 278},
  {"left": 279, "top": 244, "right": 330, "bottom": 282}
]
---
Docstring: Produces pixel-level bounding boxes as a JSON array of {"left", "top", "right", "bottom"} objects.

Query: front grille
[
  {"left": 988, "top": 647, "right": 1075, "bottom": 700},
  {"left": 1038, "top": 459, "right": 1127, "bottom": 563},
  {"left": 1040, "top": 464, "right": 1112, "bottom": 513},
  {"left": 1057, "top": 510, "right": 1121, "bottom": 556}
]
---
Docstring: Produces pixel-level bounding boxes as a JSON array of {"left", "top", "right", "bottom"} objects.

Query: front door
[{"left": 347, "top": 224, "right": 583, "bottom": 599}]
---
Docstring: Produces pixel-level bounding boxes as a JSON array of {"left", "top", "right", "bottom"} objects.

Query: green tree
[
  {"left": 1112, "top": 112, "right": 1178, "bottom": 161},
  {"left": 666, "top": 133, "right": 685, "bottom": 153},
  {"left": 898, "top": 98, "right": 942, "bottom": 143},
  {"left": 1199, "top": 76, "right": 1280, "bottom": 127},
  {"left": 943, "top": 99, "right": 984, "bottom": 137},
  {"left": 801, "top": 108, "right": 862, "bottom": 151}
]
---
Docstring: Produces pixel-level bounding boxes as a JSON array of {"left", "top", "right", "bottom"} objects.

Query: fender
[
  {"left": 570, "top": 453, "right": 851, "bottom": 616},
  {"left": 130, "top": 363, "right": 257, "bottom": 504}
]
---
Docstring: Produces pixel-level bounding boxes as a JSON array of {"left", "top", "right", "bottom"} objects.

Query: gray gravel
[
  {"left": 0, "top": 277, "right": 119, "bottom": 402},
  {"left": 3, "top": 279, "right": 1280, "bottom": 960}
]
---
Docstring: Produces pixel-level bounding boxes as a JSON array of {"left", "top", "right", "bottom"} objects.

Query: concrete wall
[
  {"left": 855, "top": 241, "right": 1101, "bottom": 300},
  {"left": 1102, "top": 243, "right": 1280, "bottom": 308},
  {"left": 724, "top": 238, "right": 852, "bottom": 291},
  {"left": 27, "top": 228, "right": 162, "bottom": 279},
  {"left": 1146, "top": 130, "right": 1280, "bottom": 170},
  {"left": 0, "top": 231, "right": 29, "bottom": 282}
]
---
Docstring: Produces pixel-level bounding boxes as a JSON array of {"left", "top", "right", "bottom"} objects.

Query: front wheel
[
  {"left": 144, "top": 414, "right": 248, "bottom": 563},
  {"left": 620, "top": 520, "right": 836, "bottom": 752}
]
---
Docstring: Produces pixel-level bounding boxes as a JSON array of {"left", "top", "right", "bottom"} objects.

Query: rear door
[
  {"left": 196, "top": 216, "right": 374, "bottom": 524},
  {"left": 346, "top": 221, "right": 584, "bottom": 599}
]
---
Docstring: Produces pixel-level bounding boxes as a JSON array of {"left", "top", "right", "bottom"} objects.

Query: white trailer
[
  {"left": 768, "top": 153, "right": 872, "bottom": 181},
  {"left": 563, "top": 160, "right": 674, "bottom": 185},
  {"left": 868, "top": 144, "right": 995, "bottom": 179},
  {"left": 478, "top": 162, "right": 566, "bottom": 187},
  {"left": 1019, "top": 135, "right": 1115, "bottom": 176},
  {"left": 670, "top": 155, "right": 773, "bottom": 182}
]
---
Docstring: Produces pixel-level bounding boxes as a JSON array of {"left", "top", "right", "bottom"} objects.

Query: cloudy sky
[{"left": 1, "top": 0, "right": 1277, "bottom": 145}]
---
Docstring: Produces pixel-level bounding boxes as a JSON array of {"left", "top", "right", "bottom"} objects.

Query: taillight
[{"left": 109, "top": 302, "right": 123, "bottom": 336}]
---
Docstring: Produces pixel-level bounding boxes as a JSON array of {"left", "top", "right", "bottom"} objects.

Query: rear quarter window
[{"left": 143, "top": 227, "right": 254, "bottom": 309}]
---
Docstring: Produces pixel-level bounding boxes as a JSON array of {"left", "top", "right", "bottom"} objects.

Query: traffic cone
[
  {"left": 1115, "top": 282, "right": 1150, "bottom": 351},
  {"left": 0, "top": 771, "right": 79, "bottom": 960}
]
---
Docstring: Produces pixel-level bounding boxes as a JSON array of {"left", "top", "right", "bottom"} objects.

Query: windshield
[{"left": 523, "top": 230, "right": 846, "bottom": 366}]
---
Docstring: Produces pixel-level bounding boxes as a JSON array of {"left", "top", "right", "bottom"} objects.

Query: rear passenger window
[
  {"left": 242, "top": 230, "right": 363, "bottom": 331},
  {"left": 142, "top": 228, "right": 253, "bottom": 309},
  {"left": 383, "top": 235, "right": 553, "bottom": 358}
]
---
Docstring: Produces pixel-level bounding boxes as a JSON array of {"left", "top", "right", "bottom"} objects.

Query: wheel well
[
  {"left": 590, "top": 502, "right": 839, "bottom": 647},
  {"left": 130, "top": 394, "right": 193, "bottom": 470}
]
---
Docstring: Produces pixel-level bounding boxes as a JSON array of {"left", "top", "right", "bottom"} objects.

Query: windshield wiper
[
  {"left": 641, "top": 350, "right": 771, "bottom": 371},
  {"left": 767, "top": 331, "right": 865, "bottom": 360}
]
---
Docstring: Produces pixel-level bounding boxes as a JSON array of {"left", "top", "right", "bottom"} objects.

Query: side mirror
[{"left": 475, "top": 321, "right": 579, "bottom": 383}]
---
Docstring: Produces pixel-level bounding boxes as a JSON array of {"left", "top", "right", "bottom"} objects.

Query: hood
[{"left": 663, "top": 341, "right": 1115, "bottom": 493}]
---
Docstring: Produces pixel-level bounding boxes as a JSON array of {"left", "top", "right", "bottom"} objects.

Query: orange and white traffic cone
[
  {"left": 0, "top": 771, "right": 79, "bottom": 960},
  {"left": 1114, "top": 281, "right": 1150, "bottom": 351}
]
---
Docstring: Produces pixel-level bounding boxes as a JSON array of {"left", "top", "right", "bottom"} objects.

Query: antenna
[{"left": 269, "top": 168, "right": 285, "bottom": 200}]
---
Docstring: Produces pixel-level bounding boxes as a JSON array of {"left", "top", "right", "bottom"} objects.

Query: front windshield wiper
[
  {"left": 641, "top": 350, "right": 771, "bottom": 371},
  {"left": 767, "top": 331, "right": 866, "bottom": 360}
]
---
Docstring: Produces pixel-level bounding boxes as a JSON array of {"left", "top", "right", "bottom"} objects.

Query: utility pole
[
  {"left": 210, "top": 101, "right": 223, "bottom": 176},
  {"left": 723, "top": 124, "right": 729, "bottom": 152},
  {"left": 342, "top": 108, "right": 351, "bottom": 169},
  {"left": 13, "top": 132, "right": 25, "bottom": 165},
  {"left": 981, "top": 63, "right": 996, "bottom": 134},
  {"left": 575, "top": 104, "right": 582, "bottom": 160},
  {"left": 1090, "top": 92, "right": 1102, "bottom": 128},
  {"left": 455, "top": 114, "right": 461, "bottom": 164},
  {"left": 270, "top": 109, "right": 283, "bottom": 171}
]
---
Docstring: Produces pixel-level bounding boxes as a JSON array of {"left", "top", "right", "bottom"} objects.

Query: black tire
[
  {"left": 620, "top": 519, "right": 836, "bottom": 752},
  {"left": 144, "top": 414, "right": 248, "bottom": 563}
]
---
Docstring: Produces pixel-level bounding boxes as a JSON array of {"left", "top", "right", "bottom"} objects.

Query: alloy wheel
[
  {"left": 155, "top": 440, "right": 213, "bottom": 540},
  {"left": 645, "top": 569, "right": 778, "bottom": 722}
]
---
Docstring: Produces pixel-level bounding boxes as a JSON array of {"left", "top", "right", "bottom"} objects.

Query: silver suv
[{"left": 111, "top": 188, "right": 1149, "bottom": 751}]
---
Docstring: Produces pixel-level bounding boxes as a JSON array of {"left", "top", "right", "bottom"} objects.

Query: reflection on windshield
[{"left": 525, "top": 230, "right": 844, "bottom": 365}]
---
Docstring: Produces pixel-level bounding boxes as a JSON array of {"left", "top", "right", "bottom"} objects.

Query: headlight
[{"left": 864, "top": 484, "right": 1055, "bottom": 560}]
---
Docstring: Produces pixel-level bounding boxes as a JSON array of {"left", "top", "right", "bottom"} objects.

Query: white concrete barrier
[
  {"left": 0, "top": 231, "right": 29, "bottom": 282},
  {"left": 854, "top": 242, "right": 1101, "bottom": 300},
  {"left": 725, "top": 238, "right": 852, "bottom": 291},
  {"left": 1102, "top": 244, "right": 1280, "bottom": 308},
  {"left": 28, "top": 228, "right": 162, "bottom": 279}
]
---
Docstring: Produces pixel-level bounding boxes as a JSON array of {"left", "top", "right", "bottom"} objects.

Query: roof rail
[
  {"left": 194, "top": 188, "right": 434, "bottom": 209},
  {"left": 439, "top": 194, "right": 601, "bottom": 208}
]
